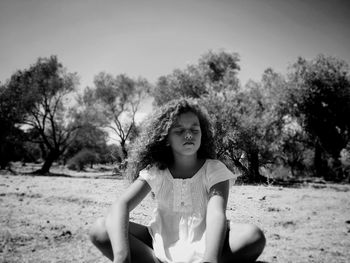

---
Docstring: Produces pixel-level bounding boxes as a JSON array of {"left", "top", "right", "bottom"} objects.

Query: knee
[
  {"left": 230, "top": 224, "right": 266, "bottom": 251},
  {"left": 243, "top": 224, "right": 266, "bottom": 252},
  {"left": 89, "top": 217, "right": 109, "bottom": 246}
]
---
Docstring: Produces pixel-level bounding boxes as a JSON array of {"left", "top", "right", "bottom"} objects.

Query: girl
[{"left": 90, "top": 99, "right": 266, "bottom": 263}]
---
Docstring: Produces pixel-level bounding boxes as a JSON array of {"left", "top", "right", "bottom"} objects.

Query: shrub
[
  {"left": 339, "top": 145, "right": 350, "bottom": 181},
  {"left": 67, "top": 149, "right": 99, "bottom": 171}
]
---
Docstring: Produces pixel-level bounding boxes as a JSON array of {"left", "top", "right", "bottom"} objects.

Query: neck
[
  {"left": 169, "top": 154, "right": 206, "bottom": 179},
  {"left": 172, "top": 154, "right": 199, "bottom": 170}
]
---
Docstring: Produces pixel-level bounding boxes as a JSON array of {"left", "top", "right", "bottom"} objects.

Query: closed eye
[{"left": 174, "top": 129, "right": 184, "bottom": 135}]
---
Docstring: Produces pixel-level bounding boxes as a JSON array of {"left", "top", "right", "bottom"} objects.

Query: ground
[{"left": 0, "top": 163, "right": 350, "bottom": 263}]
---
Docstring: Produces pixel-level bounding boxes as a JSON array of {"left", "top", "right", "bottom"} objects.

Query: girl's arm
[
  {"left": 203, "top": 180, "right": 230, "bottom": 263},
  {"left": 105, "top": 179, "right": 151, "bottom": 263}
]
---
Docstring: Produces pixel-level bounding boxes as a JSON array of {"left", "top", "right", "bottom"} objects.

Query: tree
[
  {"left": 153, "top": 50, "right": 240, "bottom": 106},
  {"left": 202, "top": 70, "right": 287, "bottom": 182},
  {"left": 67, "top": 148, "right": 100, "bottom": 171},
  {"left": 63, "top": 85, "right": 109, "bottom": 163},
  {"left": 63, "top": 123, "right": 108, "bottom": 164},
  {"left": 198, "top": 49, "right": 240, "bottom": 89},
  {"left": 0, "top": 82, "right": 26, "bottom": 169},
  {"left": 99, "top": 144, "right": 124, "bottom": 164},
  {"left": 7, "top": 56, "right": 80, "bottom": 174},
  {"left": 153, "top": 67, "right": 207, "bottom": 106},
  {"left": 94, "top": 73, "right": 150, "bottom": 159},
  {"left": 287, "top": 55, "right": 350, "bottom": 180},
  {"left": 279, "top": 121, "right": 313, "bottom": 177},
  {"left": 201, "top": 90, "right": 245, "bottom": 170}
]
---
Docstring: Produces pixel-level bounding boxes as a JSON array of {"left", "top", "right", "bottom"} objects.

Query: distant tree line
[{"left": 1, "top": 51, "right": 349, "bottom": 182}]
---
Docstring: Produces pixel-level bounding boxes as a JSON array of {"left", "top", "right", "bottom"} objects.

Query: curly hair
[{"left": 126, "top": 98, "right": 216, "bottom": 181}]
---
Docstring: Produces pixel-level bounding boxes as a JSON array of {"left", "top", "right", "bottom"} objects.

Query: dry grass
[{"left": 1, "top": 163, "right": 350, "bottom": 263}]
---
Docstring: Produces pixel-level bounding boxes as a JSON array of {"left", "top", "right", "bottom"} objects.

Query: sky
[{"left": 1, "top": 0, "right": 349, "bottom": 90}]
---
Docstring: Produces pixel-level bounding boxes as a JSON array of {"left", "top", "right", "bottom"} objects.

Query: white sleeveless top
[{"left": 139, "top": 159, "right": 237, "bottom": 263}]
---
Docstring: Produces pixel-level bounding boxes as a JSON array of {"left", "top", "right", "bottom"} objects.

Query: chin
[{"left": 182, "top": 148, "right": 200, "bottom": 156}]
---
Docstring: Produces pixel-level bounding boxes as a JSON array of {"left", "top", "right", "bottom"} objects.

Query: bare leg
[
  {"left": 222, "top": 223, "right": 266, "bottom": 263},
  {"left": 89, "top": 217, "right": 159, "bottom": 263}
]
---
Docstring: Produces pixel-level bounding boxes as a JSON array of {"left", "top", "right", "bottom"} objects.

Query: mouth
[{"left": 183, "top": 142, "right": 195, "bottom": 146}]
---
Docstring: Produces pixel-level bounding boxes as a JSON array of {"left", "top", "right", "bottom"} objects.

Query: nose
[{"left": 185, "top": 131, "right": 192, "bottom": 140}]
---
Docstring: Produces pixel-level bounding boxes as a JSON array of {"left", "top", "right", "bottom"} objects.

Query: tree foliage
[
  {"left": 93, "top": 73, "right": 150, "bottom": 159},
  {"left": 0, "top": 83, "right": 23, "bottom": 168},
  {"left": 287, "top": 55, "right": 350, "bottom": 179},
  {"left": 67, "top": 148, "right": 100, "bottom": 171},
  {"left": 63, "top": 85, "right": 110, "bottom": 163},
  {"left": 201, "top": 69, "right": 287, "bottom": 182},
  {"left": 153, "top": 50, "right": 240, "bottom": 106},
  {"left": 2, "top": 50, "right": 349, "bottom": 182},
  {"left": 63, "top": 123, "right": 108, "bottom": 163},
  {"left": 6, "top": 56, "right": 80, "bottom": 174}
]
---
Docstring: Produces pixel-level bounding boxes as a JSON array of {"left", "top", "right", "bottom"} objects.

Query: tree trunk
[
  {"left": 247, "top": 151, "right": 262, "bottom": 183},
  {"left": 314, "top": 142, "right": 325, "bottom": 178},
  {"left": 120, "top": 140, "right": 128, "bottom": 160},
  {"left": 37, "top": 150, "right": 59, "bottom": 174},
  {"left": 289, "top": 163, "right": 296, "bottom": 177},
  {"left": 232, "top": 159, "right": 249, "bottom": 175},
  {"left": 331, "top": 157, "right": 343, "bottom": 182},
  {"left": 39, "top": 142, "right": 47, "bottom": 160}
]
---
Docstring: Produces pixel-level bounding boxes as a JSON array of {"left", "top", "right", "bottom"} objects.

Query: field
[{"left": 1, "top": 163, "right": 350, "bottom": 263}]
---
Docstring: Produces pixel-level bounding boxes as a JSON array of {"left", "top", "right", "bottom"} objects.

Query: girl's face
[{"left": 167, "top": 111, "right": 202, "bottom": 157}]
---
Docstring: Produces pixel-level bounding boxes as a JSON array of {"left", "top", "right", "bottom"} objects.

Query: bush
[
  {"left": 67, "top": 149, "right": 99, "bottom": 171},
  {"left": 339, "top": 145, "right": 350, "bottom": 181},
  {"left": 260, "top": 164, "right": 291, "bottom": 180},
  {"left": 99, "top": 144, "right": 123, "bottom": 164}
]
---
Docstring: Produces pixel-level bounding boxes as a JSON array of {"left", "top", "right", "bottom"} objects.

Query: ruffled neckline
[{"left": 165, "top": 159, "right": 208, "bottom": 181}]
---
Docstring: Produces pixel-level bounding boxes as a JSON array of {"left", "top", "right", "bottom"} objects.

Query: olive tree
[
  {"left": 93, "top": 73, "right": 150, "bottom": 159},
  {"left": 287, "top": 55, "right": 350, "bottom": 180},
  {"left": 7, "top": 56, "right": 80, "bottom": 174}
]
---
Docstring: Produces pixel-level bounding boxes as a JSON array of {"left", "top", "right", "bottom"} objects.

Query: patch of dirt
[{"left": 1, "top": 170, "right": 350, "bottom": 263}]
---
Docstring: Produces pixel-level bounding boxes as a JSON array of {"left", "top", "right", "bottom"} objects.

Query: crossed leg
[
  {"left": 90, "top": 218, "right": 265, "bottom": 263},
  {"left": 89, "top": 217, "right": 159, "bottom": 263},
  {"left": 222, "top": 223, "right": 266, "bottom": 263}
]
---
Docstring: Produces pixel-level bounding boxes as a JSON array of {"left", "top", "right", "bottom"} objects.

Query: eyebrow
[{"left": 172, "top": 122, "right": 200, "bottom": 128}]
